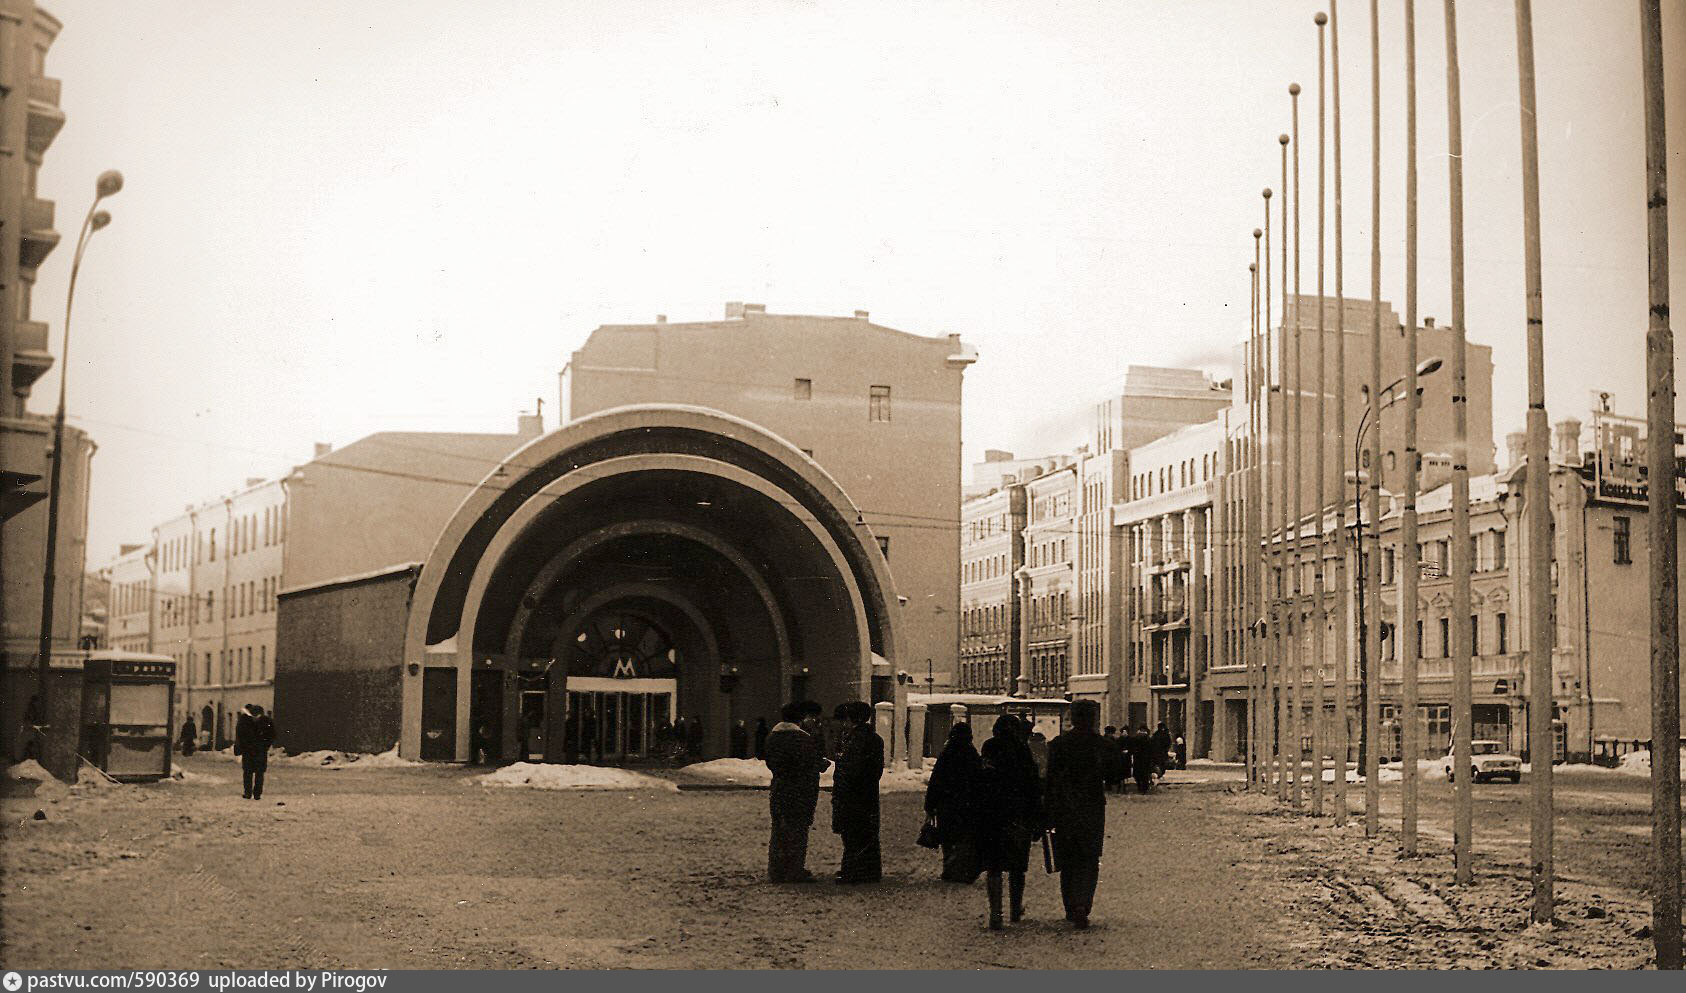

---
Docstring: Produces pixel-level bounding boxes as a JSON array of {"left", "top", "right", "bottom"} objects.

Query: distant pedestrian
[
  {"left": 234, "top": 703, "right": 275, "bottom": 800},
  {"left": 1102, "top": 727, "right": 1123, "bottom": 793},
  {"left": 1174, "top": 734, "right": 1187, "bottom": 770},
  {"left": 179, "top": 716, "right": 198, "bottom": 757},
  {"left": 731, "top": 720, "right": 749, "bottom": 759},
  {"left": 764, "top": 702, "right": 830, "bottom": 883},
  {"left": 1129, "top": 726, "right": 1155, "bottom": 793},
  {"left": 1026, "top": 726, "right": 1049, "bottom": 776},
  {"left": 1044, "top": 700, "right": 1114, "bottom": 928},
  {"left": 685, "top": 716, "right": 704, "bottom": 758},
  {"left": 924, "top": 723, "right": 982, "bottom": 883},
  {"left": 1152, "top": 722, "right": 1174, "bottom": 777},
  {"left": 977, "top": 715, "right": 1042, "bottom": 929},
  {"left": 753, "top": 717, "right": 769, "bottom": 760},
  {"left": 831, "top": 701, "right": 883, "bottom": 884}
]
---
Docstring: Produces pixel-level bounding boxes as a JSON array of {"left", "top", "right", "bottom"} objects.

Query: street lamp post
[
  {"left": 32, "top": 170, "right": 123, "bottom": 767},
  {"left": 1353, "top": 358, "right": 1444, "bottom": 781}
]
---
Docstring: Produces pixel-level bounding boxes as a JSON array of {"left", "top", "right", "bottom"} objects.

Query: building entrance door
[{"left": 565, "top": 677, "right": 676, "bottom": 763}]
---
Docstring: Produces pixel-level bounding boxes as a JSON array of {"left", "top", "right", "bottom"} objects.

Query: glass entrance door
[{"left": 565, "top": 678, "right": 677, "bottom": 763}]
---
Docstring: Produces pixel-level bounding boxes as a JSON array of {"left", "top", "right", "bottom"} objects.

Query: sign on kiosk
[{"left": 78, "top": 651, "right": 176, "bottom": 781}]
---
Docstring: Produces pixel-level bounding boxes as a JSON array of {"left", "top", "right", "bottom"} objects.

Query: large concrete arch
[{"left": 400, "top": 405, "right": 900, "bottom": 761}]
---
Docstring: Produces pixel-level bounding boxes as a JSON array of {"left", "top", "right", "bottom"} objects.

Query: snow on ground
[
  {"left": 277, "top": 746, "right": 420, "bottom": 770},
  {"left": 678, "top": 758, "right": 932, "bottom": 791},
  {"left": 166, "top": 767, "right": 226, "bottom": 785},
  {"left": 478, "top": 762, "right": 679, "bottom": 791},
  {"left": 1615, "top": 746, "right": 1686, "bottom": 777},
  {"left": 5, "top": 760, "right": 53, "bottom": 782}
]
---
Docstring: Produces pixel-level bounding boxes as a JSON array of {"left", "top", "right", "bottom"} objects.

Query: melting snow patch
[
  {"left": 478, "top": 762, "right": 679, "bottom": 791},
  {"left": 5, "top": 759, "right": 53, "bottom": 783},
  {"left": 275, "top": 746, "right": 421, "bottom": 770},
  {"left": 166, "top": 767, "right": 226, "bottom": 785},
  {"left": 682, "top": 758, "right": 775, "bottom": 786}
]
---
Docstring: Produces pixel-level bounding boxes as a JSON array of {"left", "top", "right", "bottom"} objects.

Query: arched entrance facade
[{"left": 400, "top": 405, "right": 900, "bottom": 762}]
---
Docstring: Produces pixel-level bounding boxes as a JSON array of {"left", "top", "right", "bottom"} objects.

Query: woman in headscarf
[
  {"left": 923, "top": 722, "right": 982, "bottom": 883},
  {"left": 975, "top": 714, "right": 1043, "bottom": 929}
]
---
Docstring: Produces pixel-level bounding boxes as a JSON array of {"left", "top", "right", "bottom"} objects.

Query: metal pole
[
  {"left": 1312, "top": 13, "right": 1329, "bottom": 820},
  {"left": 1640, "top": 0, "right": 1681, "bottom": 968},
  {"left": 1514, "top": 0, "right": 1554, "bottom": 923},
  {"left": 1443, "top": 0, "right": 1475, "bottom": 886},
  {"left": 1330, "top": 0, "right": 1351, "bottom": 828},
  {"left": 1365, "top": 0, "right": 1384, "bottom": 839},
  {"left": 1265, "top": 186, "right": 1279, "bottom": 795},
  {"left": 1251, "top": 237, "right": 1263, "bottom": 788},
  {"left": 1290, "top": 83, "right": 1305, "bottom": 811},
  {"left": 1280, "top": 133, "right": 1293, "bottom": 804},
  {"left": 1401, "top": 0, "right": 1422, "bottom": 858}
]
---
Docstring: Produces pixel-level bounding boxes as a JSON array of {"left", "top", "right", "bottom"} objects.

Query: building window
[
  {"left": 1497, "top": 612, "right": 1508, "bottom": 654},
  {"left": 1438, "top": 617, "right": 1450, "bottom": 658},
  {"left": 209, "top": 529, "right": 216, "bottom": 561},
  {"left": 869, "top": 385, "right": 891, "bottom": 422},
  {"left": 1614, "top": 516, "right": 1632, "bottom": 565},
  {"left": 876, "top": 536, "right": 890, "bottom": 561},
  {"left": 1470, "top": 614, "right": 1481, "bottom": 656},
  {"left": 1493, "top": 530, "right": 1506, "bottom": 570},
  {"left": 794, "top": 378, "right": 812, "bottom": 401}
]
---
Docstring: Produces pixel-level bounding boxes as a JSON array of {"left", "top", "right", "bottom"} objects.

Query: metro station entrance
[{"left": 564, "top": 678, "right": 676, "bottom": 763}]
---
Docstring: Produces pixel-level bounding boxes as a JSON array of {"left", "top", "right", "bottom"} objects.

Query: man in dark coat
[
  {"left": 1044, "top": 699, "right": 1116, "bottom": 928},
  {"left": 831, "top": 701, "right": 884, "bottom": 883},
  {"left": 234, "top": 704, "right": 276, "bottom": 800},
  {"left": 763, "top": 702, "right": 830, "bottom": 883},
  {"left": 753, "top": 717, "right": 769, "bottom": 760},
  {"left": 1130, "top": 726, "right": 1155, "bottom": 793},
  {"left": 1152, "top": 722, "right": 1174, "bottom": 777},
  {"left": 179, "top": 716, "right": 198, "bottom": 757}
]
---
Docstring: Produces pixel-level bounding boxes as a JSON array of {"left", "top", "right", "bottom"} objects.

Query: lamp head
[
  {"left": 1417, "top": 356, "right": 1444, "bottom": 377},
  {"left": 95, "top": 170, "right": 124, "bottom": 199},
  {"left": 90, "top": 210, "right": 111, "bottom": 231}
]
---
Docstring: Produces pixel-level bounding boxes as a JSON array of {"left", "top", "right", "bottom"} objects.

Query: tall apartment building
[
  {"left": 1018, "top": 459, "right": 1076, "bottom": 699},
  {"left": 959, "top": 481, "right": 1024, "bottom": 694},
  {"left": 101, "top": 542, "right": 152, "bottom": 653},
  {"left": 1, "top": 2, "right": 99, "bottom": 775}
]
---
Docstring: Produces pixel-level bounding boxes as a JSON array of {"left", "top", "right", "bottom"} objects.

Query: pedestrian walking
[
  {"left": 831, "top": 701, "right": 883, "bottom": 884},
  {"left": 1174, "top": 734, "right": 1187, "bottom": 771},
  {"left": 179, "top": 716, "right": 197, "bottom": 757},
  {"left": 924, "top": 722, "right": 982, "bottom": 883},
  {"left": 1152, "top": 722, "right": 1174, "bottom": 777},
  {"left": 1043, "top": 700, "right": 1114, "bottom": 928},
  {"left": 234, "top": 703, "right": 275, "bottom": 800},
  {"left": 763, "top": 701, "right": 830, "bottom": 883},
  {"left": 1102, "top": 727, "right": 1123, "bottom": 794},
  {"left": 753, "top": 717, "right": 769, "bottom": 760},
  {"left": 685, "top": 715, "right": 704, "bottom": 758},
  {"left": 1130, "top": 726, "right": 1155, "bottom": 793},
  {"left": 731, "top": 720, "right": 749, "bottom": 759},
  {"left": 977, "top": 715, "right": 1043, "bottom": 929},
  {"left": 1026, "top": 726, "right": 1049, "bottom": 776}
]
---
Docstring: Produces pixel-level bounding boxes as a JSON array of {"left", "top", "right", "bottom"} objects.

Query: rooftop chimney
[
  {"left": 853, "top": 309, "right": 870, "bottom": 320},
  {"left": 1505, "top": 431, "right": 1527, "bottom": 470},
  {"left": 245, "top": 477, "right": 266, "bottom": 488},
  {"left": 742, "top": 303, "right": 766, "bottom": 315},
  {"left": 1423, "top": 316, "right": 1435, "bottom": 329},
  {"left": 313, "top": 442, "right": 333, "bottom": 459},
  {"left": 984, "top": 449, "right": 1015, "bottom": 463},
  {"left": 1420, "top": 452, "right": 1454, "bottom": 492},
  {"left": 119, "top": 543, "right": 143, "bottom": 557},
  {"left": 517, "top": 413, "right": 544, "bottom": 439},
  {"left": 655, "top": 314, "right": 667, "bottom": 324},
  {"left": 724, "top": 301, "right": 745, "bottom": 319},
  {"left": 1553, "top": 418, "right": 1582, "bottom": 465}
]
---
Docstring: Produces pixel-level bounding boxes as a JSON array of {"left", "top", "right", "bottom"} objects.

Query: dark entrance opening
[
  {"left": 470, "top": 669, "right": 503, "bottom": 764},
  {"left": 420, "top": 668, "right": 456, "bottom": 761}
]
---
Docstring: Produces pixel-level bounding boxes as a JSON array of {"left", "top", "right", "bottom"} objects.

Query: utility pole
[
  {"left": 1400, "top": 0, "right": 1423, "bottom": 858},
  {"left": 1250, "top": 236, "right": 1263, "bottom": 788},
  {"left": 1364, "top": 0, "right": 1384, "bottom": 839},
  {"left": 1330, "top": 0, "right": 1351, "bottom": 827},
  {"left": 1513, "top": 0, "right": 1554, "bottom": 923},
  {"left": 1639, "top": 0, "right": 1680, "bottom": 969},
  {"left": 1444, "top": 0, "right": 1475, "bottom": 886},
  {"left": 1290, "top": 82, "right": 1305, "bottom": 812},
  {"left": 1280, "top": 132, "right": 1293, "bottom": 805},
  {"left": 1312, "top": 12, "right": 1329, "bottom": 820}
]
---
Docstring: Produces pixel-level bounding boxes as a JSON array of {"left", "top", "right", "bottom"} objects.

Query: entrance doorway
[{"left": 565, "top": 677, "right": 676, "bottom": 763}]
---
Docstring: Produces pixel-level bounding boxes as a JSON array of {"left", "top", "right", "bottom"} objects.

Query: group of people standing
[
  {"left": 763, "top": 696, "right": 1120, "bottom": 931},
  {"left": 923, "top": 700, "right": 1116, "bottom": 930},
  {"left": 1100, "top": 722, "right": 1181, "bottom": 795},
  {"left": 763, "top": 699, "right": 885, "bottom": 885}
]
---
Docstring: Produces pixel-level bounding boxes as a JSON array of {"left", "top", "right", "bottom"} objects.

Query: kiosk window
[{"left": 109, "top": 683, "right": 169, "bottom": 726}]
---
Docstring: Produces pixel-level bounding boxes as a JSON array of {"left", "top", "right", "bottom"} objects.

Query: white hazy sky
[{"left": 23, "top": 0, "right": 1686, "bottom": 566}]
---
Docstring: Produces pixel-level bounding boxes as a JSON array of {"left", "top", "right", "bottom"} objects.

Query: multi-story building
[
  {"left": 960, "top": 481, "right": 1024, "bottom": 694},
  {"left": 1, "top": 2, "right": 100, "bottom": 776},
  {"left": 1018, "top": 459, "right": 1075, "bottom": 699},
  {"left": 101, "top": 542, "right": 153, "bottom": 654}
]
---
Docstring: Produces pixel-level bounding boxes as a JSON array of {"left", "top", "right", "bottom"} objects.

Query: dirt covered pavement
[{"left": 0, "top": 755, "right": 1666, "bottom": 969}]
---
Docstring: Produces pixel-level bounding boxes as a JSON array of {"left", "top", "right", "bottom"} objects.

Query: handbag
[{"left": 917, "top": 816, "right": 942, "bottom": 849}]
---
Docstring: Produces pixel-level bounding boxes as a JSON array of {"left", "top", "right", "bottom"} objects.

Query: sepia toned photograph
[{"left": 1, "top": 0, "right": 1683, "bottom": 975}]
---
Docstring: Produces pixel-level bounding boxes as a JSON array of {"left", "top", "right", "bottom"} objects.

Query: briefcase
[{"left": 1041, "top": 830, "right": 1057, "bottom": 874}]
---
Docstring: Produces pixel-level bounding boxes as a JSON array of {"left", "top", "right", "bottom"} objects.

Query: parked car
[{"left": 1445, "top": 740, "right": 1522, "bottom": 783}]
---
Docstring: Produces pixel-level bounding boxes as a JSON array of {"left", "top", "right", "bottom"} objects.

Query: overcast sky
[{"left": 24, "top": 0, "right": 1686, "bottom": 565}]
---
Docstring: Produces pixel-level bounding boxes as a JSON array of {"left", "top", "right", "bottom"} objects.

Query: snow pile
[
  {"left": 1615, "top": 746, "right": 1686, "bottom": 777},
  {"left": 167, "top": 767, "right": 225, "bottom": 785},
  {"left": 478, "top": 762, "right": 679, "bottom": 792},
  {"left": 74, "top": 762, "right": 122, "bottom": 789},
  {"left": 879, "top": 767, "right": 933, "bottom": 793},
  {"left": 276, "top": 746, "right": 420, "bottom": 770},
  {"left": 6, "top": 759, "right": 53, "bottom": 783},
  {"left": 682, "top": 758, "right": 776, "bottom": 786},
  {"left": 4, "top": 759, "right": 69, "bottom": 801}
]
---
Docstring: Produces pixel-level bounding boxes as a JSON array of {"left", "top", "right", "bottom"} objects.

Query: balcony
[
  {"left": 18, "top": 198, "right": 60, "bottom": 270},
  {"left": 1150, "top": 662, "right": 1190, "bottom": 688}
]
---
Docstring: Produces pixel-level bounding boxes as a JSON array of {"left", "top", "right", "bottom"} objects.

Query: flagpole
[
  {"left": 1363, "top": 0, "right": 1384, "bottom": 840},
  {"left": 1312, "top": 12, "right": 1330, "bottom": 820},
  {"left": 1330, "top": 0, "right": 1351, "bottom": 827},
  {"left": 1400, "top": 0, "right": 1423, "bottom": 858},
  {"left": 1290, "top": 81, "right": 1305, "bottom": 812}
]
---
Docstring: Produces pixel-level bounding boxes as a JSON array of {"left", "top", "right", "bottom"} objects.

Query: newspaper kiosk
[{"left": 79, "top": 652, "right": 176, "bottom": 781}]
